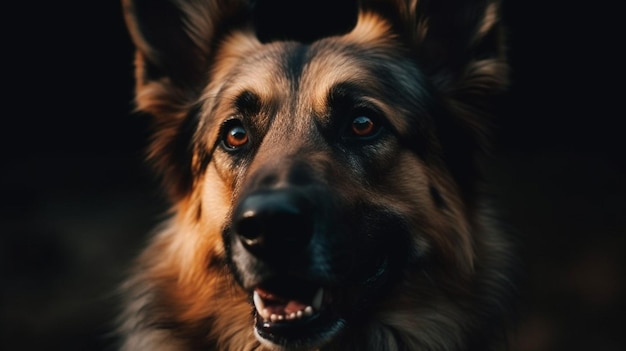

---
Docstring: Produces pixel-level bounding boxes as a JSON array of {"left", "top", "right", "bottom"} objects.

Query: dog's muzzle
[
  {"left": 230, "top": 186, "right": 346, "bottom": 348},
  {"left": 226, "top": 161, "right": 400, "bottom": 349}
]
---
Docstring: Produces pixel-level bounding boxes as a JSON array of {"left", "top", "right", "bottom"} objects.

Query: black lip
[
  {"left": 247, "top": 256, "right": 393, "bottom": 346},
  {"left": 254, "top": 308, "right": 345, "bottom": 349}
]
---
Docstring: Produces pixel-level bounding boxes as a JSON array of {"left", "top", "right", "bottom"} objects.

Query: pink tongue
[{"left": 256, "top": 288, "right": 309, "bottom": 315}]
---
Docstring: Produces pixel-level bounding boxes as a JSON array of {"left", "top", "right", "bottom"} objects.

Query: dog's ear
[
  {"left": 359, "top": 0, "right": 508, "bottom": 143},
  {"left": 123, "top": 0, "right": 254, "bottom": 113},
  {"left": 122, "top": 0, "right": 254, "bottom": 198},
  {"left": 360, "top": 0, "right": 507, "bottom": 86}
]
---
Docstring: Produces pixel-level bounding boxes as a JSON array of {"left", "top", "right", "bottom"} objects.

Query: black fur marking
[
  {"left": 429, "top": 185, "right": 447, "bottom": 209},
  {"left": 283, "top": 44, "right": 309, "bottom": 92},
  {"left": 325, "top": 82, "right": 379, "bottom": 141},
  {"left": 234, "top": 90, "right": 261, "bottom": 116},
  {"left": 156, "top": 103, "right": 203, "bottom": 198}
]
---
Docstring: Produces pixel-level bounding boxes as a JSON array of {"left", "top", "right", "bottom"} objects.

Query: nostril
[
  {"left": 233, "top": 190, "right": 314, "bottom": 256},
  {"left": 236, "top": 214, "right": 266, "bottom": 247}
]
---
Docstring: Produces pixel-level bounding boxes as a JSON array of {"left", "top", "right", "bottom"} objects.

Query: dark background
[{"left": 1, "top": 1, "right": 624, "bottom": 350}]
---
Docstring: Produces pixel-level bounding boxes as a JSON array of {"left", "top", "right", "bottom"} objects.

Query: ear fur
[
  {"left": 359, "top": 0, "right": 508, "bottom": 143},
  {"left": 122, "top": 0, "right": 254, "bottom": 199},
  {"left": 358, "top": 0, "right": 507, "bottom": 83}
]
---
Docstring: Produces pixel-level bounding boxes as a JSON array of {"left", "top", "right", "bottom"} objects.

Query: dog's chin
[
  {"left": 253, "top": 306, "right": 345, "bottom": 351},
  {"left": 248, "top": 278, "right": 346, "bottom": 350}
]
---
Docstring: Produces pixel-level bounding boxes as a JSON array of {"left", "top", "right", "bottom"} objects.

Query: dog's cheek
[
  {"left": 383, "top": 152, "right": 475, "bottom": 275},
  {"left": 145, "top": 163, "right": 239, "bottom": 326},
  {"left": 356, "top": 151, "right": 467, "bottom": 272},
  {"left": 360, "top": 208, "right": 414, "bottom": 276},
  {"left": 199, "top": 162, "right": 235, "bottom": 259},
  {"left": 201, "top": 157, "right": 262, "bottom": 288}
]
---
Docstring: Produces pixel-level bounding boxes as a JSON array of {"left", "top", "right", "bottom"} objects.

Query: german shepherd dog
[{"left": 119, "top": 0, "right": 516, "bottom": 350}]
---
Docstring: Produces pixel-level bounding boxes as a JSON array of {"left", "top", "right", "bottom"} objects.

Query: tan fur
[{"left": 120, "top": 1, "right": 515, "bottom": 350}]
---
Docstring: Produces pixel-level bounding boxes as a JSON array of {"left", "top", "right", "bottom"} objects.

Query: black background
[{"left": 1, "top": 1, "right": 624, "bottom": 350}]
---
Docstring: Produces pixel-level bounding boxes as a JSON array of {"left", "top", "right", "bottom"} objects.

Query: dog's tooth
[
  {"left": 304, "top": 306, "right": 313, "bottom": 316},
  {"left": 253, "top": 291, "right": 265, "bottom": 315},
  {"left": 262, "top": 308, "right": 270, "bottom": 320},
  {"left": 278, "top": 315, "right": 284, "bottom": 321},
  {"left": 296, "top": 310, "right": 303, "bottom": 318},
  {"left": 270, "top": 314, "right": 278, "bottom": 322},
  {"left": 312, "top": 288, "right": 324, "bottom": 310}
]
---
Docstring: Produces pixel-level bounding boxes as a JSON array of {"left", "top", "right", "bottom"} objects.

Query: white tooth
[
  {"left": 253, "top": 291, "right": 265, "bottom": 315},
  {"left": 304, "top": 306, "right": 313, "bottom": 316},
  {"left": 312, "top": 288, "right": 324, "bottom": 310},
  {"left": 270, "top": 314, "right": 278, "bottom": 322},
  {"left": 278, "top": 315, "right": 284, "bottom": 321},
  {"left": 262, "top": 308, "right": 270, "bottom": 320},
  {"left": 290, "top": 312, "right": 296, "bottom": 320},
  {"left": 296, "top": 310, "right": 303, "bottom": 318}
]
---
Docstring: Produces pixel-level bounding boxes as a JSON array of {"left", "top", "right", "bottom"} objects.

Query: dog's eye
[
  {"left": 222, "top": 120, "right": 249, "bottom": 149},
  {"left": 350, "top": 116, "right": 378, "bottom": 138}
]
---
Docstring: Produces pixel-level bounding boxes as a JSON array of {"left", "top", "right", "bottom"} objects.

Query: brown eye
[
  {"left": 223, "top": 121, "right": 249, "bottom": 149},
  {"left": 351, "top": 116, "right": 376, "bottom": 137}
]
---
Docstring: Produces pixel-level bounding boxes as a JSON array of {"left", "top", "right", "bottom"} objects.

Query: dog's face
[
  {"left": 208, "top": 30, "right": 443, "bottom": 348},
  {"left": 123, "top": 1, "right": 508, "bottom": 349}
]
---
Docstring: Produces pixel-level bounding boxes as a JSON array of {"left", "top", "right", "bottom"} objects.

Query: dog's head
[{"left": 123, "top": 0, "right": 507, "bottom": 349}]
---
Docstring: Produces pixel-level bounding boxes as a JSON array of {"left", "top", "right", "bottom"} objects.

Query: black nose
[{"left": 233, "top": 189, "right": 314, "bottom": 258}]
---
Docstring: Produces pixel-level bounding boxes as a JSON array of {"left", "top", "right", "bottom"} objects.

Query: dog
[{"left": 119, "top": 0, "right": 517, "bottom": 350}]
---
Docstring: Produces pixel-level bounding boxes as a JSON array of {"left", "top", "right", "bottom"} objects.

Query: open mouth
[{"left": 250, "top": 277, "right": 345, "bottom": 348}]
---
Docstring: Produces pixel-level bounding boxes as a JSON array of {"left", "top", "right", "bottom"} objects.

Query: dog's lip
[
  {"left": 251, "top": 277, "right": 330, "bottom": 322},
  {"left": 254, "top": 307, "right": 345, "bottom": 349},
  {"left": 253, "top": 286, "right": 324, "bottom": 321},
  {"left": 245, "top": 258, "right": 392, "bottom": 347},
  {"left": 249, "top": 277, "right": 344, "bottom": 347}
]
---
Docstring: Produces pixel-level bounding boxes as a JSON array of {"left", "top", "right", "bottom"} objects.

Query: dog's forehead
[
  {"left": 207, "top": 32, "right": 425, "bottom": 135},
  {"left": 299, "top": 40, "right": 398, "bottom": 116},
  {"left": 216, "top": 39, "right": 398, "bottom": 99}
]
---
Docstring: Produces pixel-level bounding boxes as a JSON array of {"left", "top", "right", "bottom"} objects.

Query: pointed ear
[
  {"left": 122, "top": 0, "right": 254, "bottom": 199},
  {"left": 360, "top": 0, "right": 507, "bottom": 89},
  {"left": 359, "top": 0, "right": 508, "bottom": 147},
  {"left": 122, "top": 0, "right": 254, "bottom": 113}
]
